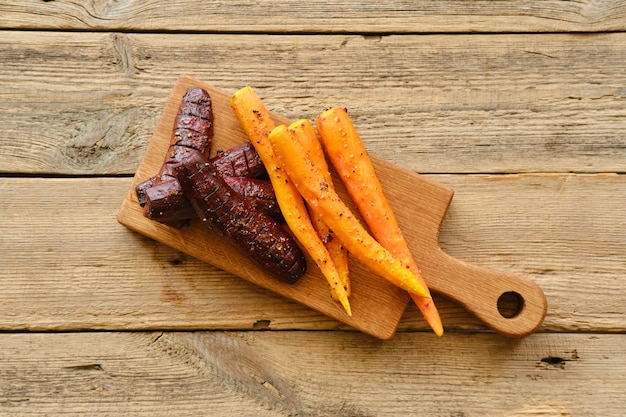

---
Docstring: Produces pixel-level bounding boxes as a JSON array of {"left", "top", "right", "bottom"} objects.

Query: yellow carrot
[
  {"left": 268, "top": 121, "right": 430, "bottom": 299},
  {"left": 316, "top": 107, "right": 443, "bottom": 336},
  {"left": 310, "top": 212, "right": 351, "bottom": 301},
  {"left": 288, "top": 119, "right": 351, "bottom": 300},
  {"left": 230, "top": 87, "right": 351, "bottom": 316}
]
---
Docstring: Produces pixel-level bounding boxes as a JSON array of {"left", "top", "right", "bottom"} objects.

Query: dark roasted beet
[{"left": 174, "top": 150, "right": 306, "bottom": 284}]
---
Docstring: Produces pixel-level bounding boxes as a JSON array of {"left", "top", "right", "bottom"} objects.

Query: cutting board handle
[{"left": 429, "top": 249, "right": 548, "bottom": 337}]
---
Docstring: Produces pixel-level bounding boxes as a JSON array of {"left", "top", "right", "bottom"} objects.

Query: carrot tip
[{"left": 343, "top": 300, "right": 353, "bottom": 316}]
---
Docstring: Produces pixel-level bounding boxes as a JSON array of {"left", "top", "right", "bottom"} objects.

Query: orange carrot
[
  {"left": 288, "top": 119, "right": 351, "bottom": 300},
  {"left": 268, "top": 121, "right": 430, "bottom": 299},
  {"left": 230, "top": 87, "right": 351, "bottom": 316},
  {"left": 316, "top": 107, "right": 443, "bottom": 336}
]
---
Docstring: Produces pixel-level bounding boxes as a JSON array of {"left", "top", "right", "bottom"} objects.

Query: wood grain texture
[
  {"left": 2, "top": 175, "right": 624, "bottom": 333},
  {"left": 0, "top": 331, "right": 624, "bottom": 416},
  {"left": 1, "top": 32, "right": 625, "bottom": 175},
  {"left": 1, "top": 2, "right": 625, "bottom": 413},
  {"left": 1, "top": 0, "right": 625, "bottom": 33}
]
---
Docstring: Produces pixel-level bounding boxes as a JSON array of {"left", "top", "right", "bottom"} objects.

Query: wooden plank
[
  {"left": 0, "top": 331, "right": 624, "bottom": 416},
  {"left": 1, "top": 32, "right": 625, "bottom": 175},
  {"left": 2, "top": 175, "right": 624, "bottom": 333},
  {"left": 1, "top": 0, "right": 625, "bottom": 33}
]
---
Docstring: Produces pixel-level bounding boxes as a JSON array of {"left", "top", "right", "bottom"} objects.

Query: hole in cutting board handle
[{"left": 497, "top": 291, "right": 525, "bottom": 318}]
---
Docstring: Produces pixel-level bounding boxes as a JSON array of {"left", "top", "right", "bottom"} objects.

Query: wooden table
[{"left": 1, "top": 2, "right": 625, "bottom": 416}]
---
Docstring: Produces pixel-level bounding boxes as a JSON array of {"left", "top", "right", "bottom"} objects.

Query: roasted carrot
[
  {"left": 310, "top": 213, "right": 351, "bottom": 301},
  {"left": 230, "top": 87, "right": 352, "bottom": 316},
  {"left": 316, "top": 107, "right": 443, "bottom": 336},
  {"left": 288, "top": 119, "right": 351, "bottom": 300},
  {"left": 268, "top": 121, "right": 430, "bottom": 299}
]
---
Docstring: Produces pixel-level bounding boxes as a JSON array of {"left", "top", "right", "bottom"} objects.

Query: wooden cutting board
[{"left": 118, "top": 75, "right": 547, "bottom": 340}]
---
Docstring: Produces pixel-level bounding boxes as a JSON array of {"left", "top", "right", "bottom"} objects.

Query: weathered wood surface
[
  {"left": 2, "top": 175, "right": 624, "bottom": 333},
  {"left": 1, "top": 331, "right": 624, "bottom": 417},
  {"left": 1, "top": 1, "right": 625, "bottom": 416},
  {"left": 1, "top": 31, "right": 625, "bottom": 175},
  {"left": 1, "top": 0, "right": 626, "bottom": 33}
]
